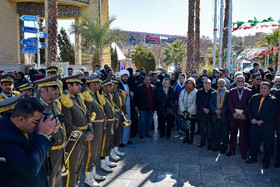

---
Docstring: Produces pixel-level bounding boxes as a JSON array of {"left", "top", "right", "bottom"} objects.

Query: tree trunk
[
  {"left": 222, "top": 0, "right": 229, "bottom": 68},
  {"left": 194, "top": 0, "right": 200, "bottom": 71},
  {"left": 47, "top": 0, "right": 58, "bottom": 67},
  {"left": 187, "top": 0, "right": 195, "bottom": 76}
]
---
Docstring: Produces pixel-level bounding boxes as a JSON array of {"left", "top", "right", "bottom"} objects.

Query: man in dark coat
[
  {"left": 134, "top": 75, "right": 157, "bottom": 139},
  {"left": 209, "top": 79, "right": 229, "bottom": 154},
  {"left": 245, "top": 82, "right": 278, "bottom": 169},
  {"left": 247, "top": 74, "right": 261, "bottom": 95},
  {"left": 0, "top": 98, "right": 59, "bottom": 187},
  {"left": 196, "top": 79, "right": 215, "bottom": 149},
  {"left": 274, "top": 89, "right": 280, "bottom": 168},
  {"left": 226, "top": 75, "right": 252, "bottom": 159}
]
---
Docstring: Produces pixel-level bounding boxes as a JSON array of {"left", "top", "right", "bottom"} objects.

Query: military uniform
[
  {"left": 34, "top": 75, "right": 67, "bottom": 187},
  {"left": 111, "top": 79, "right": 127, "bottom": 148},
  {"left": 61, "top": 74, "right": 88, "bottom": 187},
  {"left": 0, "top": 74, "right": 20, "bottom": 101},
  {"left": 46, "top": 66, "right": 63, "bottom": 96},
  {"left": 83, "top": 75, "right": 106, "bottom": 173},
  {"left": 18, "top": 83, "right": 34, "bottom": 98},
  {"left": 101, "top": 86, "right": 118, "bottom": 158},
  {"left": 0, "top": 92, "right": 24, "bottom": 118}
]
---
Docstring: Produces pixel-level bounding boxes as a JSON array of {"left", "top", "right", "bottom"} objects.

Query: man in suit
[
  {"left": 227, "top": 75, "right": 252, "bottom": 159},
  {"left": 246, "top": 82, "right": 278, "bottom": 169},
  {"left": 209, "top": 79, "right": 229, "bottom": 154},
  {"left": 0, "top": 97, "right": 60, "bottom": 187},
  {"left": 247, "top": 74, "right": 261, "bottom": 95}
]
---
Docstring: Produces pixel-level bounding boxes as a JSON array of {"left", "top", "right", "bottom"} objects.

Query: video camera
[{"left": 43, "top": 113, "right": 65, "bottom": 123}]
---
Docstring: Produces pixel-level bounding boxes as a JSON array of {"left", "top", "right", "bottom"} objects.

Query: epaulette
[
  {"left": 78, "top": 93, "right": 84, "bottom": 102},
  {"left": 0, "top": 95, "right": 4, "bottom": 102},
  {"left": 98, "top": 92, "right": 105, "bottom": 106},
  {"left": 83, "top": 90, "right": 93, "bottom": 102},
  {"left": 120, "top": 89, "right": 125, "bottom": 98},
  {"left": 61, "top": 93, "right": 73, "bottom": 108}
]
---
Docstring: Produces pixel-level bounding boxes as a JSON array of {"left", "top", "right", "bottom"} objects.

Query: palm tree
[
  {"left": 257, "top": 28, "right": 280, "bottom": 69},
  {"left": 130, "top": 44, "right": 156, "bottom": 72},
  {"left": 194, "top": 0, "right": 200, "bottom": 70},
  {"left": 162, "top": 40, "right": 187, "bottom": 68},
  {"left": 187, "top": 0, "right": 195, "bottom": 75},
  {"left": 222, "top": 0, "right": 229, "bottom": 68},
  {"left": 47, "top": 0, "right": 58, "bottom": 66},
  {"left": 72, "top": 17, "right": 124, "bottom": 69}
]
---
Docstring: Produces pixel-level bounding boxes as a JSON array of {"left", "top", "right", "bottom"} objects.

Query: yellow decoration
[
  {"left": 97, "top": 92, "right": 105, "bottom": 106},
  {"left": 90, "top": 112, "right": 96, "bottom": 121},
  {"left": 121, "top": 90, "right": 125, "bottom": 98},
  {"left": 37, "top": 81, "right": 59, "bottom": 87},
  {"left": 83, "top": 90, "right": 93, "bottom": 102},
  {"left": 54, "top": 99, "right": 62, "bottom": 113},
  {"left": 61, "top": 93, "right": 73, "bottom": 108}
]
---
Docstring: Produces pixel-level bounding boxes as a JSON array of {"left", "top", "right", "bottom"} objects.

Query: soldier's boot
[
  {"left": 105, "top": 156, "right": 117, "bottom": 167},
  {"left": 110, "top": 149, "right": 120, "bottom": 161},
  {"left": 92, "top": 166, "right": 106, "bottom": 181},
  {"left": 114, "top": 147, "right": 125, "bottom": 157},
  {"left": 84, "top": 172, "right": 100, "bottom": 187},
  {"left": 100, "top": 159, "right": 113, "bottom": 172}
]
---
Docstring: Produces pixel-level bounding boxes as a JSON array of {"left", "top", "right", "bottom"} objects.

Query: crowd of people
[{"left": 0, "top": 62, "right": 279, "bottom": 187}]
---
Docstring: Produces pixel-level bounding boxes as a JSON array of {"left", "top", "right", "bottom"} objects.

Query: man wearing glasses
[
  {"left": 0, "top": 97, "right": 60, "bottom": 186},
  {"left": 248, "top": 74, "right": 262, "bottom": 95}
]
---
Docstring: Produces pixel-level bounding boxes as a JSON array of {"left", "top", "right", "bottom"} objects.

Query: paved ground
[{"left": 78, "top": 129, "right": 280, "bottom": 187}]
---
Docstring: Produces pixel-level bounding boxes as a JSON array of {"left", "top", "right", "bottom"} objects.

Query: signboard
[
  {"left": 21, "top": 26, "right": 38, "bottom": 34},
  {"left": 39, "top": 32, "right": 48, "bottom": 39},
  {"left": 22, "top": 47, "right": 39, "bottom": 53},
  {"left": 20, "top": 15, "right": 38, "bottom": 22},
  {"left": 39, "top": 42, "right": 46, "bottom": 49},
  {"left": 20, "top": 39, "right": 38, "bottom": 46}
]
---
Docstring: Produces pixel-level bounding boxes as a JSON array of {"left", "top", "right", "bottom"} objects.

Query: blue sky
[{"left": 109, "top": 0, "right": 280, "bottom": 38}]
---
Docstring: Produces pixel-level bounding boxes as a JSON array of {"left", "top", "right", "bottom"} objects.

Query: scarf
[
  {"left": 185, "top": 82, "right": 195, "bottom": 94},
  {"left": 216, "top": 87, "right": 226, "bottom": 119},
  {"left": 163, "top": 87, "right": 169, "bottom": 95}
]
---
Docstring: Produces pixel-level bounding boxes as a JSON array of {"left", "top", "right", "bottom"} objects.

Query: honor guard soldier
[
  {"left": 34, "top": 75, "right": 66, "bottom": 187},
  {"left": 46, "top": 66, "right": 63, "bottom": 95},
  {"left": 17, "top": 83, "right": 34, "bottom": 98},
  {"left": 100, "top": 79, "right": 119, "bottom": 172},
  {"left": 0, "top": 92, "right": 25, "bottom": 118},
  {"left": 83, "top": 74, "right": 106, "bottom": 187},
  {"left": 111, "top": 78, "right": 126, "bottom": 160},
  {"left": 61, "top": 74, "right": 93, "bottom": 187},
  {"left": 0, "top": 74, "right": 20, "bottom": 101}
]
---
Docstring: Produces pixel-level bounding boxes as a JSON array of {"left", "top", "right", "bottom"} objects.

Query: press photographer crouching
[{"left": 0, "top": 97, "right": 60, "bottom": 187}]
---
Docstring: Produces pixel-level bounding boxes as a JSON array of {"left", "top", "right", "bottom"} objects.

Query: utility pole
[
  {"left": 218, "top": 0, "right": 224, "bottom": 69},
  {"left": 226, "top": 0, "right": 232, "bottom": 72},
  {"left": 213, "top": 0, "right": 218, "bottom": 68}
]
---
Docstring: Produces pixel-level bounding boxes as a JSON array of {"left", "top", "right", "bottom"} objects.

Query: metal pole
[
  {"left": 218, "top": 0, "right": 224, "bottom": 69},
  {"left": 37, "top": 15, "right": 40, "bottom": 69},
  {"left": 213, "top": 0, "right": 218, "bottom": 68},
  {"left": 226, "top": 0, "right": 232, "bottom": 72}
]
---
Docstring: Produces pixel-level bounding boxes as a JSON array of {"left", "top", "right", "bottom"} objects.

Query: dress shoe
[
  {"left": 220, "top": 150, "right": 226, "bottom": 154},
  {"left": 245, "top": 158, "right": 257, "bottom": 164},
  {"left": 197, "top": 143, "right": 205, "bottom": 148},
  {"left": 119, "top": 143, "right": 125, "bottom": 148},
  {"left": 263, "top": 163, "right": 269, "bottom": 169},
  {"left": 182, "top": 138, "right": 189, "bottom": 144},
  {"left": 241, "top": 154, "right": 247, "bottom": 160},
  {"left": 274, "top": 162, "right": 280, "bottom": 168},
  {"left": 226, "top": 151, "right": 235, "bottom": 157},
  {"left": 145, "top": 134, "right": 152, "bottom": 138},
  {"left": 166, "top": 136, "right": 171, "bottom": 139},
  {"left": 194, "top": 130, "right": 200, "bottom": 135},
  {"left": 127, "top": 141, "right": 133, "bottom": 144},
  {"left": 140, "top": 134, "right": 145, "bottom": 139},
  {"left": 187, "top": 140, "right": 193, "bottom": 144}
]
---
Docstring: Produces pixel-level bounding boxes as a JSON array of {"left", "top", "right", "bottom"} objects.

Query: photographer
[
  {"left": 34, "top": 75, "right": 66, "bottom": 187},
  {"left": 0, "top": 97, "right": 60, "bottom": 187}
]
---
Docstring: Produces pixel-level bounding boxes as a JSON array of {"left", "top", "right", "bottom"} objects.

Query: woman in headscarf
[
  {"left": 174, "top": 73, "right": 187, "bottom": 139},
  {"left": 179, "top": 77, "right": 197, "bottom": 144},
  {"left": 157, "top": 78, "right": 175, "bottom": 139}
]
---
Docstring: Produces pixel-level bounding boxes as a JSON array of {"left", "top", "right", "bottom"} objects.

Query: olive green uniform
[
  {"left": 40, "top": 97, "right": 66, "bottom": 187},
  {"left": 112, "top": 89, "right": 127, "bottom": 147},
  {"left": 83, "top": 88, "right": 107, "bottom": 172},
  {"left": 61, "top": 90, "right": 88, "bottom": 187},
  {"left": 101, "top": 92, "right": 118, "bottom": 158},
  {"left": 0, "top": 91, "right": 20, "bottom": 101}
]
